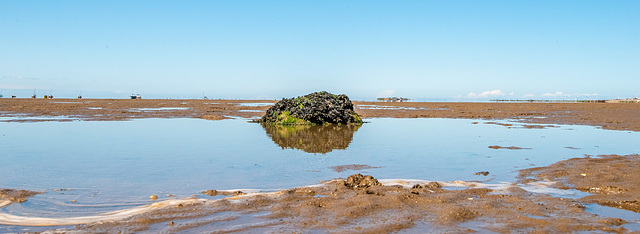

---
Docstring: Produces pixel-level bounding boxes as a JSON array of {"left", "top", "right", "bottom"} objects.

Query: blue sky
[{"left": 1, "top": 1, "right": 638, "bottom": 100}]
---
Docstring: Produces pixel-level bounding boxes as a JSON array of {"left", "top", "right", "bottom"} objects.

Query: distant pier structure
[
  {"left": 492, "top": 98, "right": 640, "bottom": 103},
  {"left": 377, "top": 97, "right": 409, "bottom": 102},
  {"left": 606, "top": 97, "right": 640, "bottom": 103}
]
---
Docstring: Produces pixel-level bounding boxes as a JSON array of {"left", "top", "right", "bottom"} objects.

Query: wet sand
[
  {"left": 2, "top": 99, "right": 640, "bottom": 131},
  {"left": 6, "top": 175, "right": 629, "bottom": 233},
  {"left": 520, "top": 154, "right": 640, "bottom": 213},
  {"left": 0, "top": 189, "right": 42, "bottom": 207}
]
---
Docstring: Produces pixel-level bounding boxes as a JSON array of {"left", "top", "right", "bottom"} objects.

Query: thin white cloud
[
  {"left": 523, "top": 94, "right": 535, "bottom": 98},
  {"left": 378, "top": 89, "right": 395, "bottom": 97},
  {"left": 0, "top": 84, "right": 50, "bottom": 90},
  {"left": 0, "top": 75, "right": 40, "bottom": 81},
  {"left": 536, "top": 92, "right": 599, "bottom": 99},
  {"left": 542, "top": 91, "right": 567, "bottom": 97},
  {"left": 466, "top": 90, "right": 506, "bottom": 98}
]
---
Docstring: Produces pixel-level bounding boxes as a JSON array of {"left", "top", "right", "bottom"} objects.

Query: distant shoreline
[{"left": 1, "top": 98, "right": 639, "bottom": 131}]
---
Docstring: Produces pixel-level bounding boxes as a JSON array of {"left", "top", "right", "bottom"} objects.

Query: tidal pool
[{"left": 1, "top": 118, "right": 639, "bottom": 231}]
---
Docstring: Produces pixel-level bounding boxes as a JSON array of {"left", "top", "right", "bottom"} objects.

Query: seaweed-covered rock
[{"left": 260, "top": 91, "right": 363, "bottom": 125}]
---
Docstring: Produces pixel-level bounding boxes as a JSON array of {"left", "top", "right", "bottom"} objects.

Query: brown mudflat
[
  {"left": 0, "top": 98, "right": 276, "bottom": 122},
  {"left": 520, "top": 154, "right": 640, "bottom": 213},
  {"left": 61, "top": 174, "right": 628, "bottom": 233},
  {"left": 2, "top": 99, "right": 640, "bottom": 131},
  {"left": 354, "top": 101, "right": 640, "bottom": 132},
  {"left": 0, "top": 189, "right": 42, "bottom": 204}
]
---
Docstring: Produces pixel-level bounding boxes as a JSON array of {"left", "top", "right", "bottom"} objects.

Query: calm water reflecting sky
[{"left": 1, "top": 118, "right": 638, "bottom": 218}]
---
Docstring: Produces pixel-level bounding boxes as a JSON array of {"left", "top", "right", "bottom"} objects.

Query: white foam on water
[{"left": 0, "top": 199, "right": 207, "bottom": 226}]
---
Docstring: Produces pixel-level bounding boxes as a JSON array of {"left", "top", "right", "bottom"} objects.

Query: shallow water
[
  {"left": 127, "top": 107, "right": 191, "bottom": 112},
  {"left": 234, "top": 102, "right": 273, "bottom": 107},
  {"left": 1, "top": 118, "right": 639, "bottom": 229}
]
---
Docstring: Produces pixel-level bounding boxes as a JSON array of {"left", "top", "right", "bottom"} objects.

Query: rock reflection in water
[{"left": 261, "top": 124, "right": 361, "bottom": 154}]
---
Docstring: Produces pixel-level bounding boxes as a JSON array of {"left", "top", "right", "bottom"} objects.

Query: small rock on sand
[{"left": 344, "top": 174, "right": 381, "bottom": 189}]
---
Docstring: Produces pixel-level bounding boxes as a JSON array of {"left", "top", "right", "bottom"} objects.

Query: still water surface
[{"left": 1, "top": 118, "right": 639, "bottom": 220}]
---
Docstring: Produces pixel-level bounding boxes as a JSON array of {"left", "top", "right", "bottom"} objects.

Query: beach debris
[
  {"left": 424, "top": 182, "right": 443, "bottom": 189},
  {"left": 200, "top": 190, "right": 246, "bottom": 197},
  {"left": 149, "top": 195, "right": 158, "bottom": 200},
  {"left": 201, "top": 190, "right": 218, "bottom": 196},
  {"left": 344, "top": 173, "right": 381, "bottom": 189},
  {"left": 260, "top": 91, "right": 362, "bottom": 125},
  {"left": 488, "top": 145, "right": 532, "bottom": 150},
  {"left": 475, "top": 171, "right": 490, "bottom": 176}
]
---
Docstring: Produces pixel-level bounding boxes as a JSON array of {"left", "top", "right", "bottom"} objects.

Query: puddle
[
  {"left": 127, "top": 107, "right": 191, "bottom": 112},
  {"left": 0, "top": 118, "right": 638, "bottom": 231},
  {"left": 585, "top": 204, "right": 640, "bottom": 221},
  {"left": 0, "top": 116, "right": 80, "bottom": 122},
  {"left": 234, "top": 103, "right": 274, "bottom": 107},
  {"left": 585, "top": 204, "right": 640, "bottom": 231},
  {"left": 237, "top": 110, "right": 263, "bottom": 112}
]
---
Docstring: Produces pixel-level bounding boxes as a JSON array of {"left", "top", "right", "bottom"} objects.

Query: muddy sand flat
[
  {"left": 2, "top": 99, "right": 640, "bottom": 232},
  {"left": 2, "top": 99, "right": 640, "bottom": 131}
]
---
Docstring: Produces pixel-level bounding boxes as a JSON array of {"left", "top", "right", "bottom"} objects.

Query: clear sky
[{"left": 1, "top": 1, "right": 638, "bottom": 100}]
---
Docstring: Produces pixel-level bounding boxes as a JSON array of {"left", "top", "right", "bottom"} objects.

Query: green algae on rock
[{"left": 260, "top": 91, "right": 363, "bottom": 125}]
